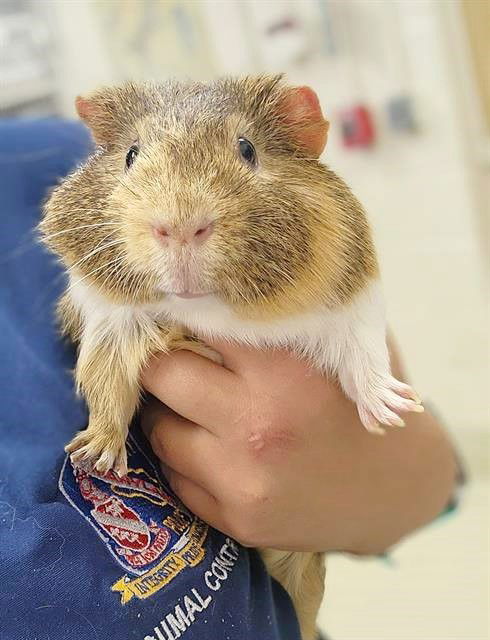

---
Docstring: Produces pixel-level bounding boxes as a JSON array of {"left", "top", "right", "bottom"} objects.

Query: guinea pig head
[{"left": 41, "top": 77, "right": 370, "bottom": 316}]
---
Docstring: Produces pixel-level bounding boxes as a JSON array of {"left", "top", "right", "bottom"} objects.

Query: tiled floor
[{"left": 317, "top": 478, "right": 489, "bottom": 640}]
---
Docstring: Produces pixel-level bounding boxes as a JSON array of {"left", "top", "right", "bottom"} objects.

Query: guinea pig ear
[
  {"left": 279, "top": 86, "right": 329, "bottom": 157},
  {"left": 75, "top": 84, "right": 145, "bottom": 146},
  {"left": 75, "top": 93, "right": 116, "bottom": 145}
]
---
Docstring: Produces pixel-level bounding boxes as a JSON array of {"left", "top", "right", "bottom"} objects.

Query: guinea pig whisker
[
  {"left": 98, "top": 257, "right": 128, "bottom": 294},
  {"left": 131, "top": 270, "right": 154, "bottom": 302},
  {"left": 65, "top": 255, "right": 126, "bottom": 295},
  {"left": 119, "top": 267, "right": 145, "bottom": 301},
  {"left": 100, "top": 261, "right": 126, "bottom": 291},
  {"left": 41, "top": 215, "right": 119, "bottom": 225},
  {"left": 40, "top": 222, "right": 119, "bottom": 243},
  {"left": 109, "top": 174, "right": 143, "bottom": 201},
  {"left": 72, "top": 239, "right": 125, "bottom": 271},
  {"left": 65, "top": 234, "right": 124, "bottom": 275},
  {"left": 65, "top": 230, "right": 120, "bottom": 269}
]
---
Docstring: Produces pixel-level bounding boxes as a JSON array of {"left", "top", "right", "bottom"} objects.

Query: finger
[
  {"left": 198, "top": 336, "right": 275, "bottom": 372},
  {"left": 164, "top": 467, "right": 229, "bottom": 533},
  {"left": 141, "top": 350, "right": 244, "bottom": 433},
  {"left": 140, "top": 395, "right": 173, "bottom": 439},
  {"left": 199, "top": 335, "right": 316, "bottom": 381},
  {"left": 145, "top": 406, "right": 225, "bottom": 495}
]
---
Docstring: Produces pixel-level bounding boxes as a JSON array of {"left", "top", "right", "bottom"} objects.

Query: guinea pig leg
[
  {"left": 66, "top": 329, "right": 153, "bottom": 476},
  {"left": 338, "top": 340, "right": 423, "bottom": 434},
  {"left": 260, "top": 549, "right": 326, "bottom": 640},
  {"left": 329, "top": 283, "right": 423, "bottom": 433}
]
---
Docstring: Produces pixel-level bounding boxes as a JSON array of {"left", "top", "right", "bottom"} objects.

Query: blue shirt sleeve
[{"left": 0, "top": 119, "right": 301, "bottom": 640}]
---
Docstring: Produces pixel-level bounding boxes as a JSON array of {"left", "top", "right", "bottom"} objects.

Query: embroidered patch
[{"left": 59, "top": 429, "right": 208, "bottom": 603}]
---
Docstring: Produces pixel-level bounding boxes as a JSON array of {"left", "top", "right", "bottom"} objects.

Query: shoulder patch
[{"left": 59, "top": 428, "right": 209, "bottom": 603}]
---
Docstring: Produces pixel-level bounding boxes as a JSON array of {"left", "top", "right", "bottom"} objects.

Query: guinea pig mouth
[{"left": 170, "top": 291, "right": 211, "bottom": 299}]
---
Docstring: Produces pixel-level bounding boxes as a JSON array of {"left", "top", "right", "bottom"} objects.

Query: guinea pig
[{"left": 40, "top": 75, "right": 423, "bottom": 640}]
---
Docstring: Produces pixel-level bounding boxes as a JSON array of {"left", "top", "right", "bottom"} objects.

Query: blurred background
[{"left": 1, "top": 1, "right": 488, "bottom": 638}]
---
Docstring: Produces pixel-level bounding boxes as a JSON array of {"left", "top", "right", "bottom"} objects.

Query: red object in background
[{"left": 339, "top": 105, "right": 376, "bottom": 148}]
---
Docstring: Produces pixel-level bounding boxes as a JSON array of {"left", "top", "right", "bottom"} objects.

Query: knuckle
[
  {"left": 149, "top": 426, "right": 166, "bottom": 459},
  {"left": 226, "top": 515, "right": 262, "bottom": 548},
  {"left": 233, "top": 479, "right": 270, "bottom": 519},
  {"left": 244, "top": 413, "right": 298, "bottom": 459},
  {"left": 221, "top": 477, "right": 274, "bottom": 547},
  {"left": 167, "top": 470, "right": 182, "bottom": 495}
]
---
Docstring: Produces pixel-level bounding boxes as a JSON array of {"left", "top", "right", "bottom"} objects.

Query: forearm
[
  {"left": 322, "top": 339, "right": 458, "bottom": 555},
  {"left": 323, "top": 403, "right": 457, "bottom": 555}
]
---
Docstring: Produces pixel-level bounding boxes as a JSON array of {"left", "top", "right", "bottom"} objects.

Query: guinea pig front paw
[
  {"left": 65, "top": 427, "right": 128, "bottom": 477},
  {"left": 356, "top": 375, "right": 424, "bottom": 435}
]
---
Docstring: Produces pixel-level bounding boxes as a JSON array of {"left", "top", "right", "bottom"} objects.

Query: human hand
[{"left": 141, "top": 339, "right": 456, "bottom": 554}]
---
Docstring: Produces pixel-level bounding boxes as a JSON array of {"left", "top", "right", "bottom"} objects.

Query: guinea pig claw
[
  {"left": 65, "top": 428, "right": 128, "bottom": 477},
  {"left": 357, "top": 376, "right": 424, "bottom": 433}
]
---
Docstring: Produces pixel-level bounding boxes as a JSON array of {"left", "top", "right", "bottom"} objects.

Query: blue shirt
[{"left": 0, "top": 119, "right": 301, "bottom": 640}]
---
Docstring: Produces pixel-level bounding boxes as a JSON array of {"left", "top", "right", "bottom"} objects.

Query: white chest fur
[
  {"left": 68, "top": 275, "right": 420, "bottom": 433},
  {"left": 69, "top": 277, "right": 385, "bottom": 372}
]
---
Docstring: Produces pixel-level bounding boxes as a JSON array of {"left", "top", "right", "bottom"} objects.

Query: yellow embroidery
[{"left": 111, "top": 519, "right": 208, "bottom": 603}]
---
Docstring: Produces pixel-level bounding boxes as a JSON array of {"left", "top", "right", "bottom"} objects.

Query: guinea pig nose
[
  {"left": 191, "top": 221, "right": 214, "bottom": 245},
  {"left": 152, "top": 221, "right": 214, "bottom": 246},
  {"left": 152, "top": 224, "right": 171, "bottom": 241}
]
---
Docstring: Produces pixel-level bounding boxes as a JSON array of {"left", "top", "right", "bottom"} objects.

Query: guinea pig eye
[
  {"left": 125, "top": 144, "right": 139, "bottom": 169},
  {"left": 238, "top": 137, "right": 257, "bottom": 168}
]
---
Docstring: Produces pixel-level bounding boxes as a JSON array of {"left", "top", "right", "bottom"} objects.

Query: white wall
[{"left": 46, "top": 0, "right": 116, "bottom": 117}]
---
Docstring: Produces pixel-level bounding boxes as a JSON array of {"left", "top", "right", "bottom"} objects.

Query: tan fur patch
[{"left": 261, "top": 549, "right": 326, "bottom": 640}]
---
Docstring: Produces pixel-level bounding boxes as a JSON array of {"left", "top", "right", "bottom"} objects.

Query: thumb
[{"left": 197, "top": 334, "right": 281, "bottom": 374}]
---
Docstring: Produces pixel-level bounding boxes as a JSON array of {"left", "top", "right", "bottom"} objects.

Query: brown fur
[
  {"left": 261, "top": 549, "right": 326, "bottom": 640},
  {"left": 39, "top": 75, "right": 379, "bottom": 640}
]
